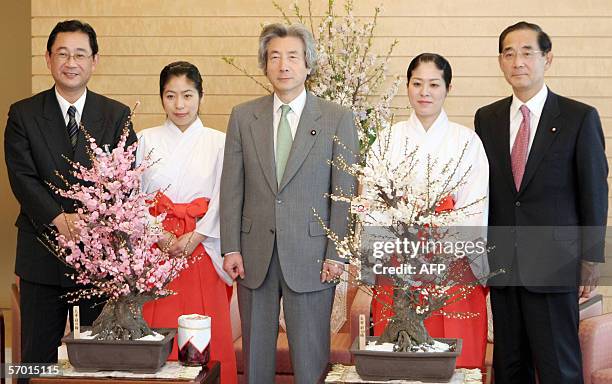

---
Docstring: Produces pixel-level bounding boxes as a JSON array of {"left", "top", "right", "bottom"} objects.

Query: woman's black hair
[
  {"left": 159, "top": 61, "right": 203, "bottom": 98},
  {"left": 406, "top": 53, "right": 452, "bottom": 90}
]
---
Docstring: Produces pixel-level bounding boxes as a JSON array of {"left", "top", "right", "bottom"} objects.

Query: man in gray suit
[{"left": 220, "top": 23, "right": 358, "bottom": 384}]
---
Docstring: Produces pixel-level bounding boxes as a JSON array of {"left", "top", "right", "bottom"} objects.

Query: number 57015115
[{"left": 2, "top": 363, "right": 60, "bottom": 378}]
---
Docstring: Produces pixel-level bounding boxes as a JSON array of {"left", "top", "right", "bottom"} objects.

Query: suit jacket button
[
  {"left": 515, "top": 201, "right": 521, "bottom": 207},
  {"left": 276, "top": 199, "right": 282, "bottom": 204}
]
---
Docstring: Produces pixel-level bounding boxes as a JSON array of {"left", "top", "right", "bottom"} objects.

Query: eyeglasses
[
  {"left": 500, "top": 49, "right": 544, "bottom": 62},
  {"left": 52, "top": 51, "right": 93, "bottom": 63}
]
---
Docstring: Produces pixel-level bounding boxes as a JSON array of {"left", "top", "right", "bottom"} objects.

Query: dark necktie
[{"left": 67, "top": 105, "right": 78, "bottom": 148}]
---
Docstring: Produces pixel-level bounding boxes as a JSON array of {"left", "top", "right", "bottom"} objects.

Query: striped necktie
[
  {"left": 67, "top": 105, "right": 79, "bottom": 148},
  {"left": 276, "top": 104, "right": 293, "bottom": 185}
]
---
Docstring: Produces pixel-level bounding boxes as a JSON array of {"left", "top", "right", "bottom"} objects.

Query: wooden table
[{"left": 30, "top": 360, "right": 220, "bottom": 384}]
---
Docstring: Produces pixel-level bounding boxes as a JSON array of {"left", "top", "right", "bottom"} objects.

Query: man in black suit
[
  {"left": 475, "top": 22, "right": 607, "bottom": 384},
  {"left": 4, "top": 20, "right": 136, "bottom": 367}
]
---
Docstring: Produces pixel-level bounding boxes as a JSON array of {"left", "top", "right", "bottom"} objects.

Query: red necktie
[{"left": 511, "top": 105, "right": 530, "bottom": 190}]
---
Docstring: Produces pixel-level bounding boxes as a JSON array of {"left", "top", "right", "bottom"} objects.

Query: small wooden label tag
[
  {"left": 73, "top": 306, "right": 81, "bottom": 339},
  {"left": 351, "top": 200, "right": 370, "bottom": 214},
  {"left": 359, "top": 314, "right": 366, "bottom": 350}
]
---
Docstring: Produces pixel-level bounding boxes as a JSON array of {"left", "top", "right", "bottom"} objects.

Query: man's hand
[
  {"left": 168, "top": 231, "right": 205, "bottom": 258},
  {"left": 579, "top": 261, "right": 601, "bottom": 299},
  {"left": 223, "top": 252, "right": 245, "bottom": 280},
  {"left": 52, "top": 213, "right": 80, "bottom": 241},
  {"left": 321, "top": 259, "right": 345, "bottom": 283}
]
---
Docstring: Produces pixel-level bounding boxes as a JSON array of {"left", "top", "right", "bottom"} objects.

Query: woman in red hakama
[
  {"left": 138, "top": 61, "right": 237, "bottom": 384},
  {"left": 370, "top": 53, "right": 490, "bottom": 370}
]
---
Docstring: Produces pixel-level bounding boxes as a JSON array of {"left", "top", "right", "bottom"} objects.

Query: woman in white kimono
[
  {"left": 136, "top": 62, "right": 237, "bottom": 383},
  {"left": 371, "top": 53, "right": 489, "bottom": 369}
]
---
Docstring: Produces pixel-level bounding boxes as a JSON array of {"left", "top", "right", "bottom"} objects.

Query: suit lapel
[
  {"left": 250, "top": 95, "right": 278, "bottom": 194},
  {"left": 518, "top": 90, "right": 561, "bottom": 194},
  {"left": 278, "top": 92, "right": 320, "bottom": 192},
  {"left": 493, "top": 97, "right": 518, "bottom": 195},
  {"left": 75, "top": 90, "right": 104, "bottom": 166},
  {"left": 37, "top": 88, "right": 73, "bottom": 174}
]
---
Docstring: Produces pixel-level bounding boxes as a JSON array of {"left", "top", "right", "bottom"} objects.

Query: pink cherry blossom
[{"left": 47, "top": 120, "right": 196, "bottom": 303}]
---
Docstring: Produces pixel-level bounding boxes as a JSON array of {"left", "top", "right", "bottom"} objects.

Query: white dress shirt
[
  {"left": 509, "top": 84, "right": 548, "bottom": 155},
  {"left": 55, "top": 87, "right": 87, "bottom": 126},
  {"left": 272, "top": 89, "right": 307, "bottom": 161}
]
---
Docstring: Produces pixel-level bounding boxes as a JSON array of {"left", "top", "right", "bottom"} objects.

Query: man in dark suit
[
  {"left": 4, "top": 20, "right": 136, "bottom": 367},
  {"left": 475, "top": 21, "right": 607, "bottom": 384}
]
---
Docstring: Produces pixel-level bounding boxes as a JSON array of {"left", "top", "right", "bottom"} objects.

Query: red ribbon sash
[{"left": 149, "top": 192, "right": 209, "bottom": 236}]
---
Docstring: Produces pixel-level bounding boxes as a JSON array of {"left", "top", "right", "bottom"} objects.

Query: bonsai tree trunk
[
  {"left": 91, "top": 293, "right": 156, "bottom": 340},
  {"left": 377, "top": 287, "right": 433, "bottom": 352}
]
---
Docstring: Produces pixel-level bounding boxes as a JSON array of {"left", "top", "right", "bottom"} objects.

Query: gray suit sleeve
[
  {"left": 326, "top": 109, "right": 358, "bottom": 262},
  {"left": 220, "top": 107, "right": 245, "bottom": 255}
]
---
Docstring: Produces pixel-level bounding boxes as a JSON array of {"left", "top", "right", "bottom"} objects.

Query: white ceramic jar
[{"left": 177, "top": 314, "right": 211, "bottom": 366}]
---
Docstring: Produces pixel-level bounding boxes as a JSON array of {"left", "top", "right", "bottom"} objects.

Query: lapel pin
[
  {"left": 551, "top": 127, "right": 557, "bottom": 133},
  {"left": 310, "top": 130, "right": 317, "bottom": 136}
]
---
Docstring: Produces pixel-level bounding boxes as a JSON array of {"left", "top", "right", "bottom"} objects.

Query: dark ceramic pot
[
  {"left": 350, "top": 336, "right": 462, "bottom": 382},
  {"left": 61, "top": 327, "right": 176, "bottom": 373}
]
